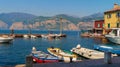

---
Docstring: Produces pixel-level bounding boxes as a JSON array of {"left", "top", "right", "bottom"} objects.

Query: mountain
[
  {"left": 0, "top": 12, "right": 37, "bottom": 26},
  {"left": 33, "top": 16, "right": 51, "bottom": 22},
  {"left": 0, "top": 12, "right": 104, "bottom": 30},
  {"left": 80, "top": 13, "right": 104, "bottom": 22},
  {"left": 54, "top": 14, "right": 81, "bottom": 24}
]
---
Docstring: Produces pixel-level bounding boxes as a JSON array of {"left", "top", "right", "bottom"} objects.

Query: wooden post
[
  {"left": 104, "top": 51, "right": 112, "bottom": 64},
  {"left": 26, "top": 55, "right": 33, "bottom": 67}
]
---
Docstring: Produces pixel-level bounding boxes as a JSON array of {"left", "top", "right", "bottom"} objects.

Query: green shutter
[
  {"left": 117, "top": 23, "right": 119, "bottom": 28},
  {"left": 108, "top": 23, "right": 110, "bottom": 28}
]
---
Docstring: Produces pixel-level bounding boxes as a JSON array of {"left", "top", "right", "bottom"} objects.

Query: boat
[
  {"left": 0, "top": 35, "right": 13, "bottom": 43},
  {"left": 71, "top": 44, "right": 106, "bottom": 59},
  {"left": 30, "top": 35, "right": 37, "bottom": 38},
  {"left": 31, "top": 47, "right": 61, "bottom": 63},
  {"left": 41, "top": 34, "right": 48, "bottom": 39},
  {"left": 23, "top": 35, "right": 30, "bottom": 38},
  {"left": 23, "top": 34, "right": 37, "bottom": 39},
  {"left": 105, "top": 28, "right": 120, "bottom": 44},
  {"left": 71, "top": 44, "right": 117, "bottom": 59},
  {"left": 41, "top": 18, "right": 66, "bottom": 39},
  {"left": 47, "top": 47, "right": 77, "bottom": 62}
]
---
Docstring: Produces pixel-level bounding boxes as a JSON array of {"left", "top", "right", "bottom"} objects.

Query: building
[
  {"left": 103, "top": 3, "right": 120, "bottom": 34},
  {"left": 93, "top": 20, "right": 104, "bottom": 34}
]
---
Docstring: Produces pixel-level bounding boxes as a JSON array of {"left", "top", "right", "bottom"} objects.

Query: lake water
[{"left": 0, "top": 30, "right": 120, "bottom": 66}]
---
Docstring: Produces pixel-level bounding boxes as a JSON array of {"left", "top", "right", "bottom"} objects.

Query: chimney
[{"left": 114, "top": 3, "right": 119, "bottom": 9}]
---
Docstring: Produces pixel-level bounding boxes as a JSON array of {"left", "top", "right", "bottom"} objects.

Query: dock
[
  {"left": 13, "top": 34, "right": 41, "bottom": 38},
  {"left": 0, "top": 34, "right": 41, "bottom": 38},
  {"left": 71, "top": 44, "right": 117, "bottom": 59},
  {"left": 2, "top": 56, "right": 120, "bottom": 67},
  {"left": 24, "top": 55, "right": 120, "bottom": 67}
]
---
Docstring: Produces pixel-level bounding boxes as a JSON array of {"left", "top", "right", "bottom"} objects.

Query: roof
[
  {"left": 104, "top": 4, "right": 120, "bottom": 14},
  {"left": 95, "top": 20, "right": 104, "bottom": 22},
  {"left": 105, "top": 8, "right": 120, "bottom": 14}
]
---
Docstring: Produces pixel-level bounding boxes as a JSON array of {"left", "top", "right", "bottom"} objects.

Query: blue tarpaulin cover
[{"left": 94, "top": 45, "right": 120, "bottom": 54}]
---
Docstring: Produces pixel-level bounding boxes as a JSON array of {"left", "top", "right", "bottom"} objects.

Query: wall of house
[{"left": 94, "top": 20, "right": 104, "bottom": 28}]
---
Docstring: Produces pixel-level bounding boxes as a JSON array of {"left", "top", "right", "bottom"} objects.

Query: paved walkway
[
  {"left": 1, "top": 56, "right": 120, "bottom": 67},
  {"left": 33, "top": 56, "right": 120, "bottom": 67}
]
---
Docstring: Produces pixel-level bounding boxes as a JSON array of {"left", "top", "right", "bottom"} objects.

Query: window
[
  {"left": 117, "top": 22, "right": 120, "bottom": 28},
  {"left": 103, "top": 24, "right": 104, "bottom": 28},
  {"left": 97, "top": 24, "right": 100, "bottom": 27},
  {"left": 117, "top": 23, "right": 119, "bottom": 28},
  {"left": 107, "top": 14, "right": 111, "bottom": 18},
  {"left": 116, "top": 12, "right": 120, "bottom": 17},
  {"left": 108, "top": 23, "right": 110, "bottom": 28}
]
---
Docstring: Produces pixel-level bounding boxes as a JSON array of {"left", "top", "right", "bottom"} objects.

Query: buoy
[
  {"left": 32, "top": 47, "right": 36, "bottom": 51},
  {"left": 76, "top": 44, "right": 81, "bottom": 49}
]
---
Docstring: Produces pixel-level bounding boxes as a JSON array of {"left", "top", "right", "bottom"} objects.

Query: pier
[
  {"left": 25, "top": 55, "right": 120, "bottom": 67},
  {"left": 0, "top": 34, "right": 41, "bottom": 38}
]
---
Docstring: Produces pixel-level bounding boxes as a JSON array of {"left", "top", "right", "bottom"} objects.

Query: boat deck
[{"left": 71, "top": 47, "right": 117, "bottom": 59}]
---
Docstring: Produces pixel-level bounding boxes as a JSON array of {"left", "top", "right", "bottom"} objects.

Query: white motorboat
[
  {"left": 23, "top": 34, "right": 37, "bottom": 39},
  {"left": 105, "top": 28, "right": 120, "bottom": 44},
  {"left": 41, "top": 34, "right": 48, "bottom": 39},
  {"left": 0, "top": 36, "right": 13, "bottom": 43}
]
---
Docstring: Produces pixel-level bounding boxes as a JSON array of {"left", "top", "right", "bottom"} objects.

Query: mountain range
[{"left": 0, "top": 12, "right": 104, "bottom": 30}]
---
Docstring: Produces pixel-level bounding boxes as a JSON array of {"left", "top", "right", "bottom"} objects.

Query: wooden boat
[
  {"left": 47, "top": 47, "right": 77, "bottom": 62},
  {"left": 71, "top": 44, "right": 104, "bottom": 59},
  {"left": 31, "top": 47, "right": 61, "bottom": 63},
  {"left": 71, "top": 44, "right": 117, "bottom": 59}
]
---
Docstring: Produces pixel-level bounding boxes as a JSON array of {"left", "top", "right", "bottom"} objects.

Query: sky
[{"left": 0, "top": 0, "right": 120, "bottom": 17}]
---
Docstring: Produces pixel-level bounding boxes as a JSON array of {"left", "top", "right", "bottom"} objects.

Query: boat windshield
[{"left": 109, "top": 29, "right": 117, "bottom": 36}]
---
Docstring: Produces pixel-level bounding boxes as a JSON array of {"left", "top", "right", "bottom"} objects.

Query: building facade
[
  {"left": 93, "top": 20, "right": 104, "bottom": 34},
  {"left": 103, "top": 3, "right": 120, "bottom": 34}
]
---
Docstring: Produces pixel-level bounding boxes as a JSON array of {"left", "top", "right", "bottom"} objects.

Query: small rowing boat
[
  {"left": 47, "top": 47, "right": 77, "bottom": 62},
  {"left": 31, "top": 47, "right": 61, "bottom": 63}
]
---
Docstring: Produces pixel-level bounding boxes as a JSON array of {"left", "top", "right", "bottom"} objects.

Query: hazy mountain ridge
[
  {"left": 0, "top": 12, "right": 104, "bottom": 30},
  {"left": 80, "top": 13, "right": 104, "bottom": 22},
  {"left": 0, "top": 12, "right": 37, "bottom": 25}
]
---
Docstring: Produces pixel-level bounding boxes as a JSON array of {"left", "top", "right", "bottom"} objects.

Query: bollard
[
  {"left": 26, "top": 55, "right": 33, "bottom": 67},
  {"left": 70, "top": 57, "right": 73, "bottom": 63},
  {"left": 104, "top": 51, "right": 112, "bottom": 64}
]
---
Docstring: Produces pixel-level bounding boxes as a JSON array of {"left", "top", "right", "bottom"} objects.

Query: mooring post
[
  {"left": 70, "top": 57, "right": 73, "bottom": 63},
  {"left": 26, "top": 55, "right": 33, "bottom": 67},
  {"left": 104, "top": 51, "right": 112, "bottom": 64}
]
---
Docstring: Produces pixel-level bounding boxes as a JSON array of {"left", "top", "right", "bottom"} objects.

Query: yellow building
[{"left": 103, "top": 3, "right": 120, "bottom": 34}]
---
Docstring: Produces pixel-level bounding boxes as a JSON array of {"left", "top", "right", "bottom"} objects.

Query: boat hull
[
  {"left": 47, "top": 47, "right": 77, "bottom": 62},
  {"left": 32, "top": 51, "right": 60, "bottom": 63},
  {"left": 105, "top": 35, "right": 120, "bottom": 44},
  {"left": 0, "top": 37, "right": 13, "bottom": 43},
  {"left": 33, "top": 56, "right": 59, "bottom": 63}
]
